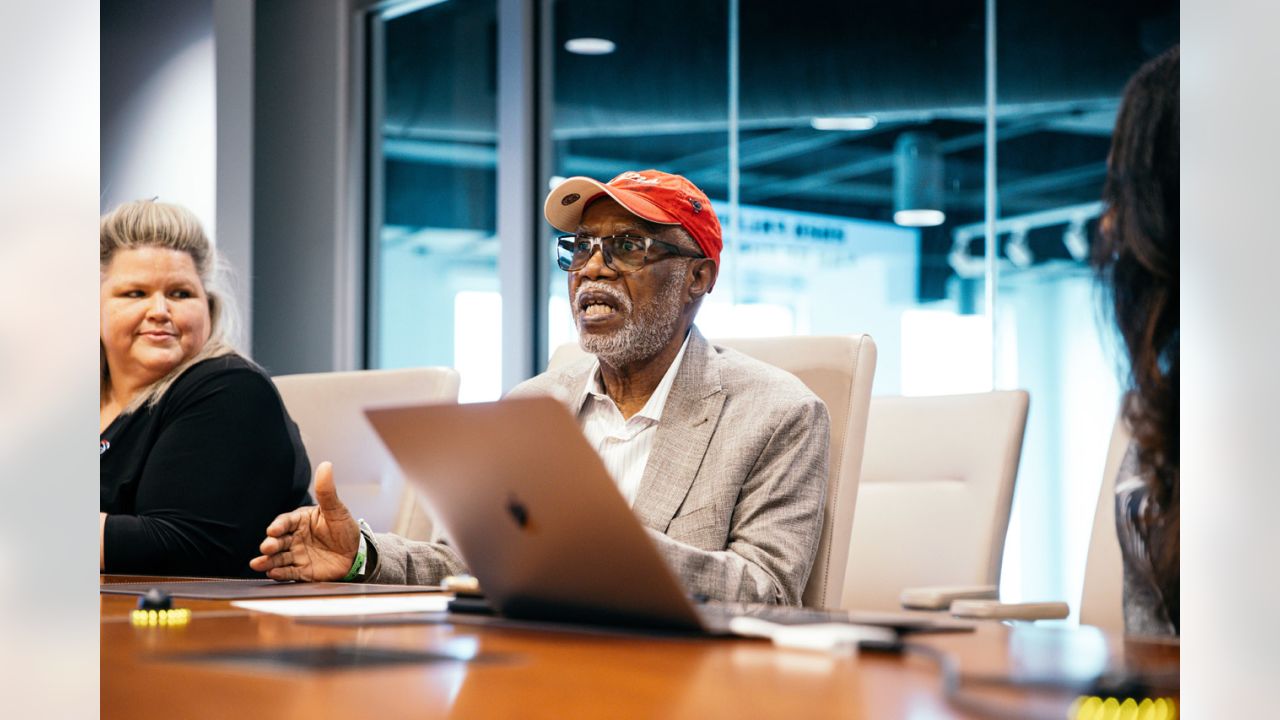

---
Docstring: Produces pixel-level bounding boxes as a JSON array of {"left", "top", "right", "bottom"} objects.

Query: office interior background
[{"left": 101, "top": 0, "right": 1178, "bottom": 621}]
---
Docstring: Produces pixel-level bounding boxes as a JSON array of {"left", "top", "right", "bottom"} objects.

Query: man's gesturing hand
[{"left": 249, "top": 462, "right": 362, "bottom": 581}]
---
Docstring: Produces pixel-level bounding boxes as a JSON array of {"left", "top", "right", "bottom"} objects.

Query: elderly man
[{"left": 252, "top": 170, "right": 830, "bottom": 605}]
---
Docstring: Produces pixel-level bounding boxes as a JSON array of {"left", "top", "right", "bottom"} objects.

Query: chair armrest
[
  {"left": 899, "top": 585, "right": 998, "bottom": 610},
  {"left": 950, "top": 599, "right": 1070, "bottom": 621}
]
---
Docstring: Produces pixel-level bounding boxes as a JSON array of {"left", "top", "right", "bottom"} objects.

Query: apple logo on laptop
[{"left": 506, "top": 494, "right": 530, "bottom": 529}]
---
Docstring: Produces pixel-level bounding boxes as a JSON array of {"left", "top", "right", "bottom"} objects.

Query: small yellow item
[
  {"left": 1067, "top": 696, "right": 1177, "bottom": 720},
  {"left": 1068, "top": 696, "right": 1102, "bottom": 720},
  {"left": 130, "top": 608, "right": 191, "bottom": 627}
]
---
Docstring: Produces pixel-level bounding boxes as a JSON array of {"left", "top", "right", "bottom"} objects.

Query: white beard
[{"left": 574, "top": 269, "right": 687, "bottom": 367}]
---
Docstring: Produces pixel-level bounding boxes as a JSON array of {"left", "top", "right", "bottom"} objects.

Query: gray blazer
[
  {"left": 1115, "top": 443, "right": 1178, "bottom": 637},
  {"left": 367, "top": 327, "right": 830, "bottom": 606}
]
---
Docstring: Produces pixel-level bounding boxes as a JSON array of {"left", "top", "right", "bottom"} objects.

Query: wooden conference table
[{"left": 101, "top": 577, "right": 1179, "bottom": 719}]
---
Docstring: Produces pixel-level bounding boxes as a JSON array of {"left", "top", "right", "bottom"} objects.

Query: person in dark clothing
[
  {"left": 100, "top": 199, "right": 311, "bottom": 577},
  {"left": 1093, "top": 46, "right": 1179, "bottom": 636}
]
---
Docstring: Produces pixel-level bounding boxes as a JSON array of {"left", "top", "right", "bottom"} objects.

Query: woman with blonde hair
[{"left": 100, "top": 199, "right": 311, "bottom": 577}]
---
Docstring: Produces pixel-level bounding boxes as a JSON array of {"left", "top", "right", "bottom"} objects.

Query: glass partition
[
  {"left": 366, "top": 0, "right": 1178, "bottom": 619},
  {"left": 992, "top": 0, "right": 1178, "bottom": 613},
  {"left": 730, "top": 1, "right": 988, "bottom": 397},
  {"left": 543, "top": 0, "right": 730, "bottom": 360},
  {"left": 367, "top": 0, "right": 502, "bottom": 402}
]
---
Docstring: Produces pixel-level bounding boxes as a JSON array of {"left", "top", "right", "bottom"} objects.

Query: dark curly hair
[{"left": 1093, "top": 45, "right": 1179, "bottom": 624}]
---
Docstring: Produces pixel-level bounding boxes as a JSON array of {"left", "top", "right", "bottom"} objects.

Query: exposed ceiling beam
[
  {"left": 743, "top": 118, "right": 1051, "bottom": 203},
  {"left": 543, "top": 98, "right": 1117, "bottom": 141},
  {"left": 382, "top": 138, "right": 1101, "bottom": 215},
  {"left": 951, "top": 163, "right": 1107, "bottom": 206},
  {"left": 669, "top": 126, "right": 895, "bottom": 186}
]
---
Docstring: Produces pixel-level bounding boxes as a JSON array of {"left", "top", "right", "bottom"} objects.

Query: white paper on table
[
  {"left": 231, "top": 594, "right": 453, "bottom": 617},
  {"left": 727, "top": 617, "right": 897, "bottom": 654}
]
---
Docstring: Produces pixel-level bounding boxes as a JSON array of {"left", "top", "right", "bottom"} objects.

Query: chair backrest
[
  {"left": 844, "top": 390, "right": 1029, "bottom": 611},
  {"left": 272, "top": 368, "right": 460, "bottom": 533},
  {"left": 548, "top": 334, "right": 878, "bottom": 609},
  {"left": 1078, "top": 413, "right": 1131, "bottom": 634}
]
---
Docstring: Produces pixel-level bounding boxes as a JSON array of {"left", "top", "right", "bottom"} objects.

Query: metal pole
[
  {"left": 983, "top": 0, "right": 998, "bottom": 390},
  {"left": 727, "top": 0, "right": 741, "bottom": 304},
  {"left": 497, "top": 0, "right": 537, "bottom": 390}
]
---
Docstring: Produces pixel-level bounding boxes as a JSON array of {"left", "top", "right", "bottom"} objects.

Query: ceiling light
[
  {"left": 810, "top": 116, "right": 878, "bottom": 131},
  {"left": 1006, "top": 226, "right": 1033, "bottom": 268},
  {"left": 948, "top": 243, "right": 986, "bottom": 279},
  {"left": 894, "top": 209, "right": 946, "bottom": 227},
  {"left": 564, "top": 38, "right": 616, "bottom": 55},
  {"left": 1063, "top": 219, "right": 1089, "bottom": 262},
  {"left": 894, "top": 132, "right": 946, "bottom": 228}
]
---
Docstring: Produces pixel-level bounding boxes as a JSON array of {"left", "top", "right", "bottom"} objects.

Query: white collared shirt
[{"left": 577, "top": 335, "right": 691, "bottom": 507}]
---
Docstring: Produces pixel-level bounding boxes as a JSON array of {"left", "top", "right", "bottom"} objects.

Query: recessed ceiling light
[
  {"left": 810, "top": 116, "right": 878, "bottom": 131},
  {"left": 564, "top": 38, "right": 616, "bottom": 56},
  {"left": 894, "top": 209, "right": 947, "bottom": 227}
]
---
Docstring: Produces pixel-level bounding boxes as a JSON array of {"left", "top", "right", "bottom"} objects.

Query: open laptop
[{"left": 365, "top": 396, "right": 969, "bottom": 636}]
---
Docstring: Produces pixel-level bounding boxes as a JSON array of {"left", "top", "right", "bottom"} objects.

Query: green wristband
[{"left": 340, "top": 520, "right": 371, "bottom": 582}]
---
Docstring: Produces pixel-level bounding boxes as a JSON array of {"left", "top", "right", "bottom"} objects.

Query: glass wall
[
  {"left": 367, "top": 0, "right": 502, "bottom": 402},
  {"left": 544, "top": 0, "right": 730, "bottom": 358},
  {"left": 369, "top": 0, "right": 1177, "bottom": 617},
  {"left": 991, "top": 0, "right": 1178, "bottom": 611},
  {"left": 730, "top": 1, "right": 988, "bottom": 398},
  {"left": 545, "top": 0, "right": 993, "bottom": 395}
]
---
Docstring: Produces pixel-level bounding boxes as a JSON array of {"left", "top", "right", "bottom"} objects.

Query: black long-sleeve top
[{"left": 101, "top": 354, "right": 312, "bottom": 577}]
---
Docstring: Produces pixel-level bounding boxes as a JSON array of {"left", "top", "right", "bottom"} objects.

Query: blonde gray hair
[{"left": 100, "top": 199, "right": 238, "bottom": 412}]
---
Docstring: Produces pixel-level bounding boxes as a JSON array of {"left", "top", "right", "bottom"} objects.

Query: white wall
[
  {"left": 102, "top": 0, "right": 258, "bottom": 351},
  {"left": 99, "top": 0, "right": 364, "bottom": 375},
  {"left": 101, "top": 0, "right": 215, "bottom": 233}
]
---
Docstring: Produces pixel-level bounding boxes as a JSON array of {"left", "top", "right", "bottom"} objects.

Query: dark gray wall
[
  {"left": 252, "top": 0, "right": 362, "bottom": 374},
  {"left": 214, "top": 0, "right": 256, "bottom": 352}
]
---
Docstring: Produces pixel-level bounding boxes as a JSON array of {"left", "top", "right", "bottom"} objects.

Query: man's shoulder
[{"left": 507, "top": 357, "right": 594, "bottom": 403}]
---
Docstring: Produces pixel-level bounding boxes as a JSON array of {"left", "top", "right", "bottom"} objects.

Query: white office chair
[
  {"left": 1078, "top": 413, "right": 1131, "bottom": 634},
  {"left": 843, "top": 391, "right": 1030, "bottom": 611},
  {"left": 548, "top": 334, "right": 878, "bottom": 609},
  {"left": 272, "top": 367, "right": 460, "bottom": 535}
]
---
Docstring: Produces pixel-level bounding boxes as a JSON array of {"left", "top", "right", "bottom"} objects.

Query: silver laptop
[{"left": 365, "top": 396, "right": 966, "bottom": 635}]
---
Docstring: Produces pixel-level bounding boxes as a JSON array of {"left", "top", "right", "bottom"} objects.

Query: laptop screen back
[{"left": 365, "top": 396, "right": 704, "bottom": 630}]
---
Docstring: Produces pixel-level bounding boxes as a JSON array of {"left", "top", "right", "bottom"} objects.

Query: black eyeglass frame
[{"left": 555, "top": 234, "right": 705, "bottom": 273}]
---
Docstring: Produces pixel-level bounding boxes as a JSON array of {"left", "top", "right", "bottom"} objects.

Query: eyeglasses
[{"left": 556, "top": 234, "right": 704, "bottom": 273}]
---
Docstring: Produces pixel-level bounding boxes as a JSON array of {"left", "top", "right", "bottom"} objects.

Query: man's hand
[{"left": 249, "top": 462, "right": 362, "bottom": 581}]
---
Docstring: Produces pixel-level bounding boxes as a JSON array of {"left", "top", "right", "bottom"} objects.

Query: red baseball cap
[{"left": 544, "top": 169, "right": 723, "bottom": 265}]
